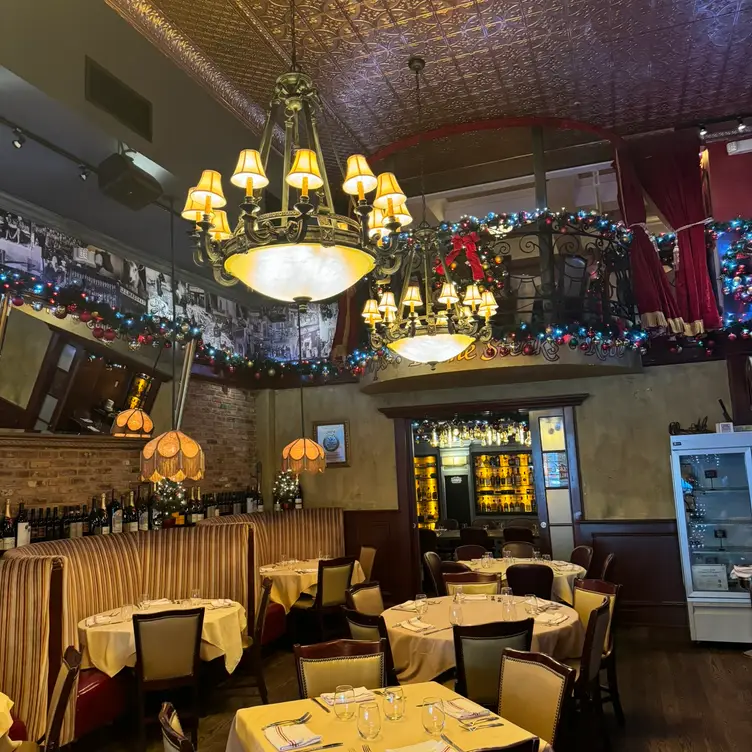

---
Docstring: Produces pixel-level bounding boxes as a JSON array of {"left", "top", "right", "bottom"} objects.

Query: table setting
[
  {"left": 225, "top": 681, "right": 548, "bottom": 752},
  {"left": 77, "top": 595, "right": 247, "bottom": 677},
  {"left": 381, "top": 593, "right": 584, "bottom": 684},
  {"left": 259, "top": 556, "right": 365, "bottom": 612}
]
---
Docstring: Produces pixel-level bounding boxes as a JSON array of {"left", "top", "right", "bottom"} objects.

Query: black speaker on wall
[{"left": 97, "top": 154, "right": 163, "bottom": 211}]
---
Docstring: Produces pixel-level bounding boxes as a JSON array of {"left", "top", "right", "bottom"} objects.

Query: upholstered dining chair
[
  {"left": 444, "top": 572, "right": 499, "bottom": 596},
  {"left": 293, "top": 639, "right": 386, "bottom": 698},
  {"left": 133, "top": 607, "right": 204, "bottom": 750},
  {"left": 238, "top": 576, "right": 273, "bottom": 704},
  {"left": 15, "top": 646, "right": 82, "bottom": 752},
  {"left": 424, "top": 552, "right": 469, "bottom": 596},
  {"left": 343, "top": 608, "right": 399, "bottom": 685},
  {"left": 502, "top": 527, "right": 534, "bottom": 544},
  {"left": 497, "top": 648, "right": 575, "bottom": 751},
  {"left": 291, "top": 556, "right": 356, "bottom": 640},
  {"left": 460, "top": 526, "right": 492, "bottom": 550},
  {"left": 359, "top": 546, "right": 377, "bottom": 582},
  {"left": 437, "top": 518, "right": 459, "bottom": 530},
  {"left": 419, "top": 527, "right": 438, "bottom": 555},
  {"left": 453, "top": 619, "right": 534, "bottom": 708},
  {"left": 455, "top": 544, "right": 488, "bottom": 561},
  {"left": 505, "top": 564, "right": 553, "bottom": 600},
  {"left": 502, "top": 542, "right": 535, "bottom": 559},
  {"left": 346, "top": 581, "right": 384, "bottom": 615},
  {"left": 572, "top": 579, "right": 624, "bottom": 725},
  {"left": 570, "top": 545, "right": 594, "bottom": 575},
  {"left": 158, "top": 703, "right": 194, "bottom": 752},
  {"left": 600, "top": 552, "right": 616, "bottom": 582}
]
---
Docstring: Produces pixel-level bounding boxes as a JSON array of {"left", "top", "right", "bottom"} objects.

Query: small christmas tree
[
  {"left": 272, "top": 470, "right": 298, "bottom": 510},
  {"left": 155, "top": 479, "right": 185, "bottom": 514}
]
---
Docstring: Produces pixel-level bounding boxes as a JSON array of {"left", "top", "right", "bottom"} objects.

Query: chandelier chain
[{"left": 415, "top": 63, "right": 427, "bottom": 226}]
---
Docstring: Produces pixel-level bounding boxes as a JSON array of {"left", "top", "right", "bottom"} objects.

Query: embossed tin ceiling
[{"left": 109, "top": 0, "right": 752, "bottom": 170}]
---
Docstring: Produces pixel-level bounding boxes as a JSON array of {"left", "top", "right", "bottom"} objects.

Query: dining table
[
  {"left": 0, "top": 692, "right": 19, "bottom": 752},
  {"left": 465, "top": 558, "right": 585, "bottom": 603},
  {"left": 381, "top": 595, "right": 584, "bottom": 684},
  {"left": 225, "top": 680, "right": 550, "bottom": 752},
  {"left": 260, "top": 559, "right": 366, "bottom": 613},
  {"left": 77, "top": 598, "right": 247, "bottom": 677}
]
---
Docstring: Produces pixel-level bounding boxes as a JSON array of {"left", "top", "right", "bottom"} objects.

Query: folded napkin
[
  {"left": 471, "top": 559, "right": 483, "bottom": 564},
  {"left": 144, "top": 598, "right": 172, "bottom": 607},
  {"left": 461, "top": 594, "right": 487, "bottom": 601},
  {"left": 295, "top": 568, "right": 318, "bottom": 574},
  {"left": 443, "top": 697, "right": 491, "bottom": 720},
  {"left": 263, "top": 723, "right": 321, "bottom": 751},
  {"left": 398, "top": 617, "right": 434, "bottom": 632},
  {"left": 732, "top": 565, "right": 752, "bottom": 579},
  {"left": 392, "top": 600, "right": 418, "bottom": 612},
  {"left": 552, "top": 563, "right": 579, "bottom": 572},
  {"left": 203, "top": 599, "right": 233, "bottom": 609},
  {"left": 535, "top": 612, "right": 568, "bottom": 626},
  {"left": 84, "top": 613, "right": 124, "bottom": 627},
  {"left": 386, "top": 742, "right": 449, "bottom": 752},
  {"left": 320, "top": 686, "right": 375, "bottom": 706},
  {"left": 260, "top": 566, "right": 277, "bottom": 573}
]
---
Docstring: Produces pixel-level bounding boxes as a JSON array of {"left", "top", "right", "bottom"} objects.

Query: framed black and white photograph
[{"left": 313, "top": 421, "right": 350, "bottom": 467}]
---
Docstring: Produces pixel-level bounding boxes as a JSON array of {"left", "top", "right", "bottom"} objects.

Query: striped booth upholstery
[{"left": 0, "top": 524, "right": 253, "bottom": 747}]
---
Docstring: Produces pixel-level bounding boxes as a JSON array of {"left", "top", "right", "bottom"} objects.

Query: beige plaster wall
[
  {"left": 259, "top": 360, "right": 729, "bottom": 520},
  {"left": 0, "top": 309, "right": 51, "bottom": 407}
]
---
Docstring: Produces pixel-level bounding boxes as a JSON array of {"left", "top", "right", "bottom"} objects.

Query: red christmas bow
[{"left": 435, "top": 232, "right": 484, "bottom": 281}]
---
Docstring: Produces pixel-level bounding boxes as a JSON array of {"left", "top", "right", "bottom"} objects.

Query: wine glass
[
  {"left": 500, "top": 586, "right": 513, "bottom": 603},
  {"left": 333, "top": 685, "right": 355, "bottom": 721},
  {"left": 525, "top": 594, "right": 540, "bottom": 615},
  {"left": 503, "top": 549, "right": 513, "bottom": 561},
  {"left": 543, "top": 554, "right": 551, "bottom": 562},
  {"left": 421, "top": 697, "right": 445, "bottom": 736},
  {"left": 415, "top": 593, "right": 428, "bottom": 616},
  {"left": 383, "top": 687, "right": 405, "bottom": 721},
  {"left": 357, "top": 702, "right": 381, "bottom": 740},
  {"left": 449, "top": 601, "right": 464, "bottom": 626},
  {"left": 281, "top": 552, "right": 289, "bottom": 567},
  {"left": 138, "top": 593, "right": 149, "bottom": 610},
  {"left": 533, "top": 549, "right": 541, "bottom": 560},
  {"left": 190, "top": 588, "right": 201, "bottom": 606}
]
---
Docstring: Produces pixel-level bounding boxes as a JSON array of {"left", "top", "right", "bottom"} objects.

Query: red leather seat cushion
[
  {"left": 75, "top": 669, "right": 130, "bottom": 739},
  {"left": 261, "top": 602, "right": 286, "bottom": 645},
  {"left": 8, "top": 716, "right": 27, "bottom": 742}
]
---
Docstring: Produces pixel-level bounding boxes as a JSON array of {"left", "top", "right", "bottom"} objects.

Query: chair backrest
[
  {"left": 346, "top": 581, "right": 384, "bottom": 615},
  {"left": 133, "top": 608, "right": 204, "bottom": 684},
  {"left": 423, "top": 551, "right": 444, "bottom": 596},
  {"left": 418, "top": 528, "right": 438, "bottom": 554},
  {"left": 601, "top": 552, "right": 616, "bottom": 582},
  {"left": 444, "top": 572, "right": 499, "bottom": 596},
  {"left": 253, "top": 577, "right": 273, "bottom": 647},
  {"left": 437, "top": 519, "right": 459, "bottom": 530},
  {"left": 573, "top": 579, "right": 621, "bottom": 655},
  {"left": 502, "top": 542, "right": 535, "bottom": 559},
  {"left": 505, "top": 564, "right": 553, "bottom": 600},
  {"left": 569, "top": 545, "right": 593, "bottom": 574},
  {"left": 454, "top": 620, "right": 534, "bottom": 707},
  {"left": 577, "top": 596, "right": 610, "bottom": 686},
  {"left": 455, "top": 544, "right": 488, "bottom": 561},
  {"left": 315, "top": 557, "right": 355, "bottom": 608},
  {"left": 342, "top": 609, "right": 398, "bottom": 684},
  {"left": 498, "top": 648, "right": 575, "bottom": 749},
  {"left": 158, "top": 702, "right": 194, "bottom": 752},
  {"left": 460, "top": 527, "right": 491, "bottom": 548},
  {"left": 359, "top": 546, "right": 377, "bottom": 581},
  {"left": 43, "top": 646, "right": 82, "bottom": 752},
  {"left": 294, "top": 639, "right": 386, "bottom": 698},
  {"left": 502, "top": 527, "right": 534, "bottom": 544}
]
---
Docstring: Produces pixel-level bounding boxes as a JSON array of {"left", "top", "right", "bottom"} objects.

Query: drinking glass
[
  {"left": 334, "top": 685, "right": 355, "bottom": 721},
  {"left": 503, "top": 549, "right": 513, "bottom": 561},
  {"left": 533, "top": 549, "right": 541, "bottom": 560},
  {"left": 316, "top": 549, "right": 324, "bottom": 560},
  {"left": 357, "top": 702, "right": 381, "bottom": 740},
  {"left": 138, "top": 593, "right": 149, "bottom": 610},
  {"left": 281, "top": 553, "right": 289, "bottom": 566},
  {"left": 120, "top": 604, "right": 134, "bottom": 621},
  {"left": 501, "top": 599, "right": 516, "bottom": 621},
  {"left": 452, "top": 585, "right": 464, "bottom": 603},
  {"left": 500, "top": 586, "right": 513, "bottom": 603},
  {"left": 543, "top": 554, "right": 551, "bottom": 562},
  {"left": 421, "top": 697, "right": 445, "bottom": 736},
  {"left": 525, "top": 594, "right": 540, "bottom": 615},
  {"left": 383, "top": 687, "right": 405, "bottom": 721},
  {"left": 415, "top": 593, "right": 428, "bottom": 616},
  {"left": 449, "top": 602, "right": 464, "bottom": 626},
  {"left": 190, "top": 588, "right": 200, "bottom": 605}
]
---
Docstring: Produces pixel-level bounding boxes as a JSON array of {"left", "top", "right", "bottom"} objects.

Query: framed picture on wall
[{"left": 313, "top": 421, "right": 350, "bottom": 467}]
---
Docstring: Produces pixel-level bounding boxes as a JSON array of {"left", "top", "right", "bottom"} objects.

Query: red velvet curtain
[
  {"left": 614, "top": 147, "right": 684, "bottom": 333},
  {"left": 632, "top": 131, "right": 721, "bottom": 335}
]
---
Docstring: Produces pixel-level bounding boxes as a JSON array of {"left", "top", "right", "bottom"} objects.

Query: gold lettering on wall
[{"left": 457, "top": 343, "right": 477, "bottom": 361}]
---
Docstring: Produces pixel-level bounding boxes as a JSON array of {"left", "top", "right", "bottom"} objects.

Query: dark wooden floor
[{"left": 81, "top": 627, "right": 752, "bottom": 752}]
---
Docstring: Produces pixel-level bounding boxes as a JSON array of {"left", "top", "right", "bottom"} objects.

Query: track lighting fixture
[
  {"left": 78, "top": 165, "right": 90, "bottom": 181},
  {"left": 699, "top": 124, "right": 707, "bottom": 138},
  {"left": 738, "top": 118, "right": 747, "bottom": 133},
  {"left": 11, "top": 129, "right": 25, "bottom": 149}
]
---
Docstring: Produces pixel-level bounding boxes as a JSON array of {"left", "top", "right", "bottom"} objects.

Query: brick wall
[{"left": 0, "top": 378, "right": 256, "bottom": 513}]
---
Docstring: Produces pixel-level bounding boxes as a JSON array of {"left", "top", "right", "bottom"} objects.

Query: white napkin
[
  {"left": 84, "top": 613, "right": 124, "bottom": 627},
  {"left": 535, "top": 612, "right": 568, "bottom": 626},
  {"left": 295, "top": 568, "right": 318, "bottom": 574},
  {"left": 443, "top": 697, "right": 491, "bottom": 720},
  {"left": 260, "top": 566, "right": 277, "bottom": 573},
  {"left": 320, "top": 686, "right": 375, "bottom": 706},
  {"left": 204, "top": 599, "right": 233, "bottom": 609},
  {"left": 263, "top": 723, "right": 322, "bottom": 751},
  {"left": 399, "top": 617, "right": 434, "bottom": 632},
  {"left": 732, "top": 565, "right": 752, "bottom": 579},
  {"left": 392, "top": 600, "right": 418, "bottom": 612},
  {"left": 386, "top": 742, "right": 448, "bottom": 752},
  {"left": 144, "top": 598, "right": 172, "bottom": 607},
  {"left": 471, "top": 559, "right": 483, "bottom": 564},
  {"left": 460, "top": 594, "right": 487, "bottom": 601},
  {"left": 553, "top": 563, "right": 579, "bottom": 572}
]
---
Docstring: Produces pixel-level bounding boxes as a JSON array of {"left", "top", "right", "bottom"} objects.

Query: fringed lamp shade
[
  {"left": 281, "top": 438, "right": 326, "bottom": 474},
  {"left": 140, "top": 430, "right": 205, "bottom": 483},
  {"left": 111, "top": 408, "right": 154, "bottom": 438}
]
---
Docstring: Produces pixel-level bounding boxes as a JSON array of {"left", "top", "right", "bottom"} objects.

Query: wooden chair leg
[
  {"left": 137, "top": 687, "right": 147, "bottom": 752},
  {"left": 592, "top": 684, "right": 609, "bottom": 752},
  {"left": 605, "top": 658, "right": 625, "bottom": 727},
  {"left": 254, "top": 648, "right": 269, "bottom": 704}
]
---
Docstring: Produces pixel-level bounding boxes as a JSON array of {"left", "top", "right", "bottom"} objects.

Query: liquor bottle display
[
  {"left": 414, "top": 455, "right": 440, "bottom": 529},
  {"left": 1, "top": 500, "right": 15, "bottom": 551},
  {"left": 474, "top": 451, "right": 537, "bottom": 515},
  {"left": 14, "top": 503, "right": 30, "bottom": 548}
]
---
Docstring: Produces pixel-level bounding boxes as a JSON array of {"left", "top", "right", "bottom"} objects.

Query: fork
[
  {"left": 362, "top": 744, "right": 372, "bottom": 752},
  {"left": 262, "top": 712, "right": 312, "bottom": 730}
]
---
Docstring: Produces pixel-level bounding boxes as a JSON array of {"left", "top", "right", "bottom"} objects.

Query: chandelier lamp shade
[
  {"left": 111, "top": 408, "right": 154, "bottom": 439},
  {"left": 281, "top": 437, "right": 326, "bottom": 474},
  {"left": 141, "top": 430, "right": 205, "bottom": 483}
]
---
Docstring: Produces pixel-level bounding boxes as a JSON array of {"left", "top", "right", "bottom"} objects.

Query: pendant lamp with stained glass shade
[
  {"left": 281, "top": 301, "right": 326, "bottom": 474},
  {"left": 111, "top": 407, "right": 154, "bottom": 438},
  {"left": 140, "top": 200, "right": 205, "bottom": 483}
]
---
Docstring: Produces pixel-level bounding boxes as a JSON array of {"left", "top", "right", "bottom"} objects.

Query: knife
[
  {"left": 305, "top": 744, "right": 342, "bottom": 751},
  {"left": 441, "top": 733, "right": 464, "bottom": 752},
  {"left": 311, "top": 697, "right": 331, "bottom": 713}
]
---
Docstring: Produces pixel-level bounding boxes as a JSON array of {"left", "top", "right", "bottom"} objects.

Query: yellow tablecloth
[
  {"left": 382, "top": 596, "right": 584, "bottom": 684},
  {"left": 0, "top": 692, "right": 20, "bottom": 752},
  {"left": 466, "top": 559, "right": 585, "bottom": 603},
  {"left": 260, "top": 559, "right": 365, "bottom": 612},
  {"left": 225, "top": 681, "right": 550, "bottom": 752},
  {"left": 78, "top": 600, "right": 247, "bottom": 678}
]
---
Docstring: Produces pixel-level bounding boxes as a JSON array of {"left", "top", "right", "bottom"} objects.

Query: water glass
[
  {"left": 501, "top": 599, "right": 516, "bottom": 621},
  {"left": 316, "top": 549, "right": 324, "bottom": 560},
  {"left": 334, "top": 684, "right": 355, "bottom": 721},
  {"left": 421, "top": 697, "right": 445, "bottom": 736},
  {"left": 415, "top": 593, "right": 428, "bottom": 616},
  {"left": 138, "top": 593, "right": 150, "bottom": 610},
  {"left": 357, "top": 702, "right": 381, "bottom": 740},
  {"left": 120, "top": 604, "right": 134, "bottom": 621},
  {"left": 449, "top": 602, "right": 464, "bottom": 626},
  {"left": 452, "top": 585, "right": 464, "bottom": 603},
  {"left": 503, "top": 549, "right": 513, "bottom": 561},
  {"left": 543, "top": 554, "right": 551, "bottom": 562},
  {"left": 383, "top": 687, "right": 405, "bottom": 721},
  {"left": 281, "top": 553, "right": 289, "bottom": 566},
  {"left": 525, "top": 594, "right": 540, "bottom": 615},
  {"left": 533, "top": 549, "right": 541, "bottom": 560},
  {"left": 190, "top": 588, "right": 201, "bottom": 605}
]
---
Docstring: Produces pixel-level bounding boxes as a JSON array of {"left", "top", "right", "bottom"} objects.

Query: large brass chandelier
[
  {"left": 183, "top": 0, "right": 410, "bottom": 305},
  {"left": 361, "top": 58, "right": 496, "bottom": 365}
]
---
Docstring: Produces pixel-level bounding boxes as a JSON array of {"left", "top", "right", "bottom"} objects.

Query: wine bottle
[
  {"left": 1, "top": 500, "right": 15, "bottom": 551},
  {"left": 245, "top": 485, "right": 256, "bottom": 514},
  {"left": 42, "top": 508, "right": 52, "bottom": 542},
  {"left": 295, "top": 481, "right": 303, "bottom": 510},
  {"left": 109, "top": 491, "right": 123, "bottom": 534},
  {"left": 125, "top": 491, "right": 139, "bottom": 533},
  {"left": 89, "top": 502, "right": 101, "bottom": 535},
  {"left": 28, "top": 508, "right": 38, "bottom": 542},
  {"left": 193, "top": 490, "right": 205, "bottom": 525},
  {"left": 51, "top": 507, "right": 60, "bottom": 540},
  {"left": 61, "top": 507, "right": 71, "bottom": 539},
  {"left": 137, "top": 489, "right": 149, "bottom": 532},
  {"left": 232, "top": 491, "right": 243, "bottom": 516},
  {"left": 72, "top": 505, "right": 82, "bottom": 538},
  {"left": 15, "top": 503, "right": 30, "bottom": 547},
  {"left": 99, "top": 494, "right": 111, "bottom": 535},
  {"left": 81, "top": 503, "right": 90, "bottom": 536}
]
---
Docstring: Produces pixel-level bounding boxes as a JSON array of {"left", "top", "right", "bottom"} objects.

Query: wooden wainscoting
[{"left": 577, "top": 520, "right": 688, "bottom": 628}]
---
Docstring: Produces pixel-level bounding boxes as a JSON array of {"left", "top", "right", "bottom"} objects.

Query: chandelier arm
[
  {"left": 375, "top": 252, "right": 402, "bottom": 278},
  {"left": 259, "top": 101, "right": 279, "bottom": 176},
  {"left": 396, "top": 243, "right": 419, "bottom": 313},
  {"left": 281, "top": 114, "right": 295, "bottom": 226},
  {"left": 302, "top": 99, "right": 335, "bottom": 213},
  {"left": 424, "top": 246, "right": 434, "bottom": 319},
  {"left": 213, "top": 266, "right": 240, "bottom": 286},
  {"left": 242, "top": 214, "right": 276, "bottom": 245}
]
